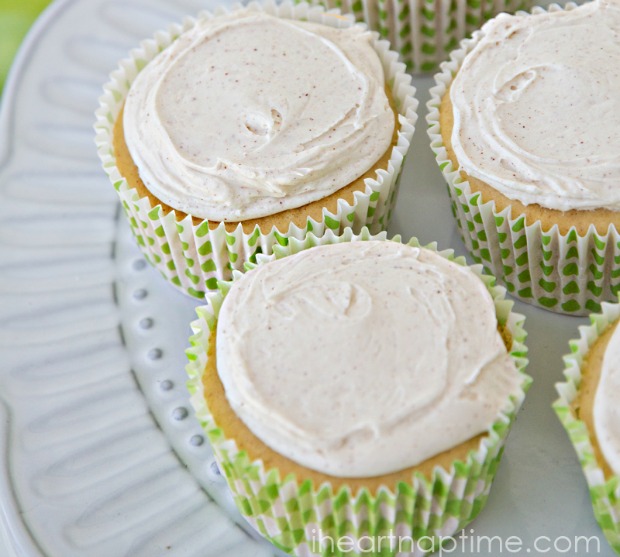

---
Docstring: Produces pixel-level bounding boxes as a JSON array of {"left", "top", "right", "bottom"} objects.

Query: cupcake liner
[
  {"left": 298, "top": 0, "right": 532, "bottom": 73},
  {"left": 95, "top": 0, "right": 417, "bottom": 300},
  {"left": 426, "top": 2, "right": 620, "bottom": 316},
  {"left": 554, "top": 300, "right": 620, "bottom": 553},
  {"left": 186, "top": 227, "right": 531, "bottom": 557}
]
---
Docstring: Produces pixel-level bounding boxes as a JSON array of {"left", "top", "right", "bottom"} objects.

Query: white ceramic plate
[{"left": 0, "top": 0, "right": 611, "bottom": 556}]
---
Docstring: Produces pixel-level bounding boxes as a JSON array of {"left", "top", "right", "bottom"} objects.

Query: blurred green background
[{"left": 0, "top": 0, "right": 53, "bottom": 91}]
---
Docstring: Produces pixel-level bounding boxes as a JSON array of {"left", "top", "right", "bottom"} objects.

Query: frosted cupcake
[
  {"left": 187, "top": 230, "right": 530, "bottom": 556},
  {"left": 555, "top": 302, "right": 620, "bottom": 553},
  {"left": 300, "top": 0, "right": 532, "bottom": 73},
  {"left": 95, "top": 2, "right": 417, "bottom": 298},
  {"left": 428, "top": 0, "right": 620, "bottom": 315}
]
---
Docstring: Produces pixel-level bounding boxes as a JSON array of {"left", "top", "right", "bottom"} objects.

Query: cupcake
[
  {"left": 427, "top": 0, "right": 620, "bottom": 315},
  {"left": 95, "top": 1, "right": 417, "bottom": 299},
  {"left": 555, "top": 302, "right": 620, "bottom": 553},
  {"left": 299, "top": 0, "right": 532, "bottom": 73},
  {"left": 187, "top": 229, "right": 530, "bottom": 556}
]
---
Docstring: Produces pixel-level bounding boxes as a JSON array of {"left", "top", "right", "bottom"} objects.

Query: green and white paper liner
[
  {"left": 95, "top": 0, "right": 417, "bottom": 300},
  {"left": 427, "top": 2, "right": 620, "bottom": 317},
  {"left": 186, "top": 228, "right": 531, "bottom": 557},
  {"left": 554, "top": 301, "right": 620, "bottom": 553},
  {"left": 297, "top": 0, "right": 531, "bottom": 73}
]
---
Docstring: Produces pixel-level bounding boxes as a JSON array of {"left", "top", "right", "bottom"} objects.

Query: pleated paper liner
[
  {"left": 427, "top": 2, "right": 620, "bottom": 316},
  {"left": 95, "top": 0, "right": 417, "bottom": 299},
  {"left": 296, "top": 0, "right": 531, "bottom": 73},
  {"left": 186, "top": 228, "right": 531, "bottom": 557},
  {"left": 554, "top": 300, "right": 620, "bottom": 553}
]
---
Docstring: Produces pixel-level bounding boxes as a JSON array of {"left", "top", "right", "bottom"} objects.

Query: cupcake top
[
  {"left": 123, "top": 10, "right": 394, "bottom": 222},
  {"left": 215, "top": 241, "right": 522, "bottom": 478},
  {"left": 450, "top": 0, "right": 620, "bottom": 212},
  {"left": 594, "top": 322, "right": 620, "bottom": 475}
]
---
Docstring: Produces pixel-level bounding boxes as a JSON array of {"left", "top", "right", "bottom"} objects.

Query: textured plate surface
[{"left": 0, "top": 0, "right": 613, "bottom": 556}]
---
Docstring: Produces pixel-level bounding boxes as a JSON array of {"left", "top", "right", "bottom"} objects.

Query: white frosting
[
  {"left": 216, "top": 241, "right": 522, "bottom": 478},
  {"left": 450, "top": 0, "right": 620, "bottom": 212},
  {"left": 123, "top": 11, "right": 394, "bottom": 222},
  {"left": 594, "top": 322, "right": 620, "bottom": 475}
]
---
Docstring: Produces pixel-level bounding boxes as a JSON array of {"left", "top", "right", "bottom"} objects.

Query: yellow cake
[
  {"left": 113, "top": 95, "right": 400, "bottom": 235},
  {"left": 428, "top": 1, "right": 620, "bottom": 314},
  {"left": 95, "top": 4, "right": 417, "bottom": 297},
  {"left": 555, "top": 301, "right": 620, "bottom": 552},
  {"left": 187, "top": 236, "right": 531, "bottom": 555},
  {"left": 569, "top": 320, "right": 618, "bottom": 480},
  {"left": 439, "top": 91, "right": 620, "bottom": 236}
]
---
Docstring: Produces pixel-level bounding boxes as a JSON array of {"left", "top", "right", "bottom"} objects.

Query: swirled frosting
[
  {"left": 594, "top": 322, "right": 620, "bottom": 475},
  {"left": 216, "top": 241, "right": 522, "bottom": 477},
  {"left": 123, "top": 10, "right": 394, "bottom": 222},
  {"left": 450, "top": 0, "right": 620, "bottom": 212}
]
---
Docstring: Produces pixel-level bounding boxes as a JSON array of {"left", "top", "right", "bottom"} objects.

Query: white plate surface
[{"left": 0, "top": 0, "right": 611, "bottom": 556}]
